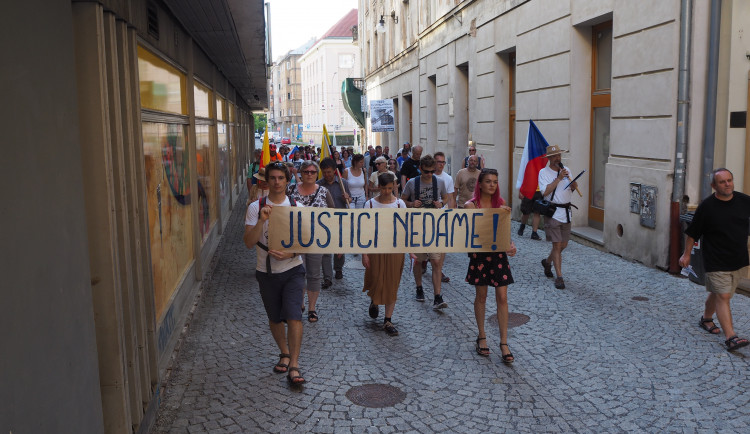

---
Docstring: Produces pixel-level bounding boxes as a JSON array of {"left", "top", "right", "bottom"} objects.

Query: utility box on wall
[
  {"left": 639, "top": 185, "right": 657, "bottom": 229},
  {"left": 630, "top": 182, "right": 657, "bottom": 228}
]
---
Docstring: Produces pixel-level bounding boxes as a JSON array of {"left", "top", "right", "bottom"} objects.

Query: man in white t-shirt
[
  {"left": 244, "top": 162, "right": 307, "bottom": 385},
  {"left": 402, "top": 154, "right": 450, "bottom": 309},
  {"left": 537, "top": 145, "right": 578, "bottom": 290},
  {"left": 432, "top": 151, "right": 455, "bottom": 283}
]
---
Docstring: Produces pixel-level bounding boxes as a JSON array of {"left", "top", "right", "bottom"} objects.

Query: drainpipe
[
  {"left": 669, "top": 0, "right": 692, "bottom": 274},
  {"left": 700, "top": 0, "right": 721, "bottom": 200}
]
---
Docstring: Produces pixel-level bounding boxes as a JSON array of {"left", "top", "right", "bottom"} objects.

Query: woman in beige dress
[{"left": 362, "top": 172, "right": 406, "bottom": 336}]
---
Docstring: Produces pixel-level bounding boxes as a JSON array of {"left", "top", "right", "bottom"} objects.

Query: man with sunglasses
[
  {"left": 402, "top": 154, "right": 450, "bottom": 308},
  {"left": 243, "top": 162, "right": 307, "bottom": 385}
]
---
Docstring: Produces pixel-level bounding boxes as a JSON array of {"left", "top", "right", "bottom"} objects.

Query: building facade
[
  {"left": 300, "top": 9, "right": 362, "bottom": 147},
  {"left": 359, "top": 0, "right": 750, "bottom": 269},
  {"left": 2, "top": 0, "right": 267, "bottom": 432},
  {"left": 270, "top": 40, "right": 314, "bottom": 140}
]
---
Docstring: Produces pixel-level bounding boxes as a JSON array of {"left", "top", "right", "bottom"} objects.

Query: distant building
[
  {"left": 270, "top": 39, "right": 315, "bottom": 140},
  {"left": 358, "top": 0, "right": 750, "bottom": 271},
  {"left": 300, "top": 9, "right": 361, "bottom": 148}
]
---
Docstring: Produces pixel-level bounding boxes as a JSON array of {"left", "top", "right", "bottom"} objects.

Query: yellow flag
[
  {"left": 260, "top": 128, "right": 270, "bottom": 168},
  {"left": 319, "top": 124, "right": 332, "bottom": 179}
]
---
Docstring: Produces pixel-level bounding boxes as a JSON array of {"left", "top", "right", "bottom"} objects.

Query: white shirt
[
  {"left": 434, "top": 172, "right": 454, "bottom": 209},
  {"left": 245, "top": 196, "right": 304, "bottom": 273},
  {"left": 538, "top": 166, "right": 574, "bottom": 223}
]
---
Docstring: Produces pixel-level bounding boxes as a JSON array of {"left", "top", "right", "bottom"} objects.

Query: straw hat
[
  {"left": 253, "top": 168, "right": 266, "bottom": 181},
  {"left": 545, "top": 144, "right": 568, "bottom": 156}
]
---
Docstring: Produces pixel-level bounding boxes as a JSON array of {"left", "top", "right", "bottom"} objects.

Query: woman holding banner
[
  {"left": 288, "top": 160, "right": 335, "bottom": 322},
  {"left": 362, "top": 172, "right": 406, "bottom": 336},
  {"left": 343, "top": 154, "right": 368, "bottom": 208},
  {"left": 464, "top": 168, "right": 517, "bottom": 363}
]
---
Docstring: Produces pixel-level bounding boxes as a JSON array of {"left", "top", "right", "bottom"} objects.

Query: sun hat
[{"left": 545, "top": 144, "right": 568, "bottom": 156}]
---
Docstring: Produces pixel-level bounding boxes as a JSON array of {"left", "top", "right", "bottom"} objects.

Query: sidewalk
[{"left": 152, "top": 193, "right": 750, "bottom": 433}]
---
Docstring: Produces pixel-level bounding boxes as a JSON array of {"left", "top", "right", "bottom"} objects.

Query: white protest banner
[
  {"left": 268, "top": 208, "right": 511, "bottom": 254},
  {"left": 370, "top": 99, "right": 395, "bottom": 132}
]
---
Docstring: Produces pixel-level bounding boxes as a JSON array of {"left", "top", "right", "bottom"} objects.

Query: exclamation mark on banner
[{"left": 491, "top": 214, "right": 499, "bottom": 251}]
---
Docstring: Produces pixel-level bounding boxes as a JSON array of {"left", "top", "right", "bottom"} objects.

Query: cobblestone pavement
[{"left": 152, "top": 194, "right": 750, "bottom": 433}]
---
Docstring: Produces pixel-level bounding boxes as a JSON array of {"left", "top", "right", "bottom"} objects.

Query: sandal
[
  {"left": 725, "top": 335, "right": 749, "bottom": 351},
  {"left": 475, "top": 337, "right": 490, "bottom": 357},
  {"left": 699, "top": 316, "right": 720, "bottom": 334},
  {"left": 286, "top": 367, "right": 306, "bottom": 385},
  {"left": 307, "top": 311, "right": 318, "bottom": 322},
  {"left": 441, "top": 273, "right": 450, "bottom": 283},
  {"left": 500, "top": 343, "right": 514, "bottom": 364},
  {"left": 273, "top": 353, "right": 290, "bottom": 373}
]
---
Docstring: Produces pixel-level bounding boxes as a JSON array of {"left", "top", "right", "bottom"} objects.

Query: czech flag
[
  {"left": 259, "top": 128, "right": 271, "bottom": 169},
  {"left": 515, "top": 120, "right": 550, "bottom": 199}
]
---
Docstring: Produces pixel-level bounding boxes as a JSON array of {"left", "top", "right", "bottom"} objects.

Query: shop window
[{"left": 137, "top": 47, "right": 187, "bottom": 115}]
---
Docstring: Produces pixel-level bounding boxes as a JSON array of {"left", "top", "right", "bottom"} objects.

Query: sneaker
[
  {"left": 335, "top": 270, "right": 343, "bottom": 280},
  {"left": 555, "top": 277, "right": 565, "bottom": 289},
  {"left": 415, "top": 286, "right": 425, "bottom": 302},
  {"left": 517, "top": 224, "right": 526, "bottom": 236},
  {"left": 368, "top": 302, "right": 379, "bottom": 319},
  {"left": 432, "top": 294, "right": 448, "bottom": 310},
  {"left": 383, "top": 321, "right": 399, "bottom": 336},
  {"left": 541, "top": 259, "right": 554, "bottom": 278},
  {"left": 322, "top": 279, "right": 333, "bottom": 289},
  {"left": 530, "top": 231, "right": 541, "bottom": 240}
]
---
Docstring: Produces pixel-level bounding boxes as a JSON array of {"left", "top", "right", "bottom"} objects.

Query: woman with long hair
[
  {"left": 342, "top": 154, "right": 368, "bottom": 208},
  {"left": 287, "top": 160, "right": 335, "bottom": 322},
  {"left": 387, "top": 158, "right": 401, "bottom": 195},
  {"left": 362, "top": 172, "right": 406, "bottom": 336},
  {"left": 463, "top": 168, "right": 517, "bottom": 363},
  {"left": 342, "top": 148, "right": 352, "bottom": 168},
  {"left": 333, "top": 150, "right": 346, "bottom": 174}
]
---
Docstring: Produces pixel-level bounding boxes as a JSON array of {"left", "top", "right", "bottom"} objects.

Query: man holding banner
[
  {"left": 402, "top": 154, "right": 450, "bottom": 308},
  {"left": 243, "top": 162, "right": 307, "bottom": 385},
  {"left": 318, "top": 158, "right": 351, "bottom": 281}
]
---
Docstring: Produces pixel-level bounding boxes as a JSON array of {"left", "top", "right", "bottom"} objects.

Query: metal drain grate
[{"left": 346, "top": 384, "right": 406, "bottom": 408}]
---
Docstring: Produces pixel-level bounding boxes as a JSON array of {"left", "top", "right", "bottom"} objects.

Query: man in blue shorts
[
  {"left": 680, "top": 168, "right": 750, "bottom": 351},
  {"left": 244, "top": 162, "right": 307, "bottom": 384}
]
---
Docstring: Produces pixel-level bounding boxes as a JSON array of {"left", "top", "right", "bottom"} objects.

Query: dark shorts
[
  {"left": 256, "top": 264, "right": 306, "bottom": 323},
  {"left": 520, "top": 191, "right": 543, "bottom": 215}
]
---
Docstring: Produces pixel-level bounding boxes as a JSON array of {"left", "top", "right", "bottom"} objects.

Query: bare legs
[
  {"left": 413, "top": 257, "right": 443, "bottom": 296},
  {"left": 269, "top": 319, "right": 302, "bottom": 370},
  {"left": 704, "top": 292, "right": 736, "bottom": 338},
  {"left": 474, "top": 285, "right": 511, "bottom": 358},
  {"left": 547, "top": 240, "right": 568, "bottom": 278}
]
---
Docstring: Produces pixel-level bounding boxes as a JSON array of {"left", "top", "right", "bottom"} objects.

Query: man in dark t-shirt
[
  {"left": 680, "top": 168, "right": 750, "bottom": 351},
  {"left": 399, "top": 145, "right": 423, "bottom": 189}
]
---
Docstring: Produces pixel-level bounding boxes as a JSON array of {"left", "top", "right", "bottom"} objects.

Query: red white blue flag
[{"left": 515, "top": 120, "right": 550, "bottom": 199}]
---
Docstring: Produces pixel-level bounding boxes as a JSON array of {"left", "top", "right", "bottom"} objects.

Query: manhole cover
[
  {"left": 346, "top": 384, "right": 406, "bottom": 408},
  {"left": 632, "top": 296, "right": 649, "bottom": 301},
  {"left": 488, "top": 312, "right": 530, "bottom": 328}
]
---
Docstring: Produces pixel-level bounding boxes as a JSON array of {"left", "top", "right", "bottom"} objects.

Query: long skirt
[{"left": 362, "top": 253, "right": 405, "bottom": 305}]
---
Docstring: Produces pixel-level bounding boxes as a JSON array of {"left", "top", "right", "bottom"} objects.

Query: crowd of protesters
[{"left": 245, "top": 140, "right": 746, "bottom": 387}]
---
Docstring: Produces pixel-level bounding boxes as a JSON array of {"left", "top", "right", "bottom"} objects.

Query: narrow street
[{"left": 153, "top": 192, "right": 750, "bottom": 433}]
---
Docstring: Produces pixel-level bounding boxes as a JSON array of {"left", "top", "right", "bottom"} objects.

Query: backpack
[
  {"left": 413, "top": 175, "right": 439, "bottom": 208},
  {"left": 256, "top": 195, "right": 297, "bottom": 273}
]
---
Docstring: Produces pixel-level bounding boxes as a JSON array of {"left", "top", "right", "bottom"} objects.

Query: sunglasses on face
[
  {"left": 301, "top": 170, "right": 317, "bottom": 175},
  {"left": 421, "top": 169, "right": 435, "bottom": 174}
]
